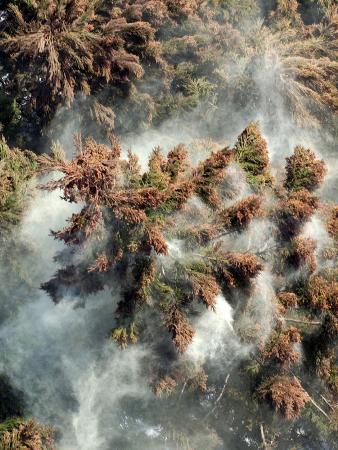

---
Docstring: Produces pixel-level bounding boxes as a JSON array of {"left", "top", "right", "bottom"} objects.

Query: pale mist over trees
[{"left": 0, "top": 1, "right": 337, "bottom": 449}]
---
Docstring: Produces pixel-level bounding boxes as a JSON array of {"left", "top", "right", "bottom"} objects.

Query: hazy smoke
[
  {"left": 1, "top": 5, "right": 337, "bottom": 450},
  {"left": 186, "top": 294, "right": 244, "bottom": 365}
]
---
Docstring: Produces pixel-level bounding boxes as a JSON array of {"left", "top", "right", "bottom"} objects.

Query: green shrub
[{"left": 0, "top": 138, "right": 37, "bottom": 227}]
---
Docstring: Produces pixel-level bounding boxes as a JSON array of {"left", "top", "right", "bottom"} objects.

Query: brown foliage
[
  {"left": 39, "top": 134, "right": 241, "bottom": 327},
  {"left": 126, "top": 1, "right": 172, "bottom": 28},
  {"left": 109, "top": 187, "right": 168, "bottom": 211},
  {"left": 166, "top": 180, "right": 195, "bottom": 210},
  {"left": 183, "top": 223, "right": 220, "bottom": 247},
  {"left": 264, "top": 6, "right": 338, "bottom": 128},
  {"left": 187, "top": 369, "right": 208, "bottom": 392},
  {"left": 153, "top": 364, "right": 208, "bottom": 396},
  {"left": 267, "top": 0, "right": 300, "bottom": 23},
  {"left": 262, "top": 327, "right": 301, "bottom": 367},
  {"left": 219, "top": 194, "right": 263, "bottom": 230},
  {"left": 0, "top": 419, "right": 55, "bottom": 450},
  {"left": 197, "top": 186, "right": 222, "bottom": 209},
  {"left": 165, "top": 0, "right": 199, "bottom": 20},
  {"left": 166, "top": 308, "right": 195, "bottom": 353},
  {"left": 1, "top": 0, "right": 155, "bottom": 116},
  {"left": 88, "top": 249, "right": 123, "bottom": 273},
  {"left": 277, "top": 292, "right": 299, "bottom": 311},
  {"left": 40, "top": 137, "right": 173, "bottom": 228},
  {"left": 52, "top": 205, "right": 102, "bottom": 245},
  {"left": 215, "top": 252, "right": 263, "bottom": 288},
  {"left": 284, "top": 146, "right": 326, "bottom": 192},
  {"left": 287, "top": 237, "right": 317, "bottom": 273},
  {"left": 197, "top": 149, "right": 234, "bottom": 183},
  {"left": 327, "top": 205, "right": 338, "bottom": 241},
  {"left": 195, "top": 149, "right": 234, "bottom": 208},
  {"left": 257, "top": 376, "right": 310, "bottom": 419},
  {"left": 188, "top": 271, "right": 220, "bottom": 309},
  {"left": 114, "top": 206, "right": 147, "bottom": 224},
  {"left": 88, "top": 252, "right": 110, "bottom": 273},
  {"left": 40, "top": 137, "right": 122, "bottom": 204},
  {"left": 275, "top": 189, "right": 319, "bottom": 238},
  {"left": 306, "top": 275, "right": 338, "bottom": 312},
  {"left": 148, "top": 146, "right": 167, "bottom": 173},
  {"left": 166, "top": 144, "right": 189, "bottom": 181},
  {"left": 145, "top": 225, "right": 168, "bottom": 255},
  {"left": 153, "top": 376, "right": 177, "bottom": 397}
]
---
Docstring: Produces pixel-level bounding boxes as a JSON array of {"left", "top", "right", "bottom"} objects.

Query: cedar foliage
[
  {"left": 3, "top": 116, "right": 335, "bottom": 444},
  {"left": 0, "top": 418, "right": 55, "bottom": 450},
  {"left": 305, "top": 274, "right": 338, "bottom": 312},
  {"left": 234, "top": 122, "right": 273, "bottom": 189},
  {"left": 0, "top": 0, "right": 155, "bottom": 132},
  {"left": 214, "top": 252, "right": 264, "bottom": 288},
  {"left": 286, "top": 236, "right": 317, "bottom": 273},
  {"left": 327, "top": 205, "right": 338, "bottom": 241},
  {"left": 39, "top": 133, "right": 235, "bottom": 352},
  {"left": 311, "top": 313, "right": 338, "bottom": 393},
  {"left": 2, "top": 0, "right": 336, "bottom": 146},
  {"left": 153, "top": 376, "right": 177, "bottom": 397},
  {"left": 261, "top": 326, "right": 301, "bottom": 367},
  {"left": 257, "top": 376, "right": 310, "bottom": 419},
  {"left": 0, "top": 114, "right": 332, "bottom": 447},
  {"left": 0, "top": 137, "right": 37, "bottom": 227},
  {"left": 37, "top": 128, "right": 268, "bottom": 357},
  {"left": 166, "top": 307, "right": 195, "bottom": 354},
  {"left": 0, "top": 1, "right": 337, "bottom": 446},
  {"left": 219, "top": 194, "right": 263, "bottom": 230},
  {"left": 284, "top": 146, "right": 327, "bottom": 192},
  {"left": 188, "top": 270, "right": 220, "bottom": 310},
  {"left": 275, "top": 189, "right": 319, "bottom": 238},
  {"left": 277, "top": 292, "right": 299, "bottom": 311}
]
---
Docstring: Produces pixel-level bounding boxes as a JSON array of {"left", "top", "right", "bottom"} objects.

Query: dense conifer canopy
[{"left": 0, "top": 1, "right": 337, "bottom": 449}]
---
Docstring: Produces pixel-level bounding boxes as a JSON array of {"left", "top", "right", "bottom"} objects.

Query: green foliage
[
  {"left": 1, "top": 0, "right": 337, "bottom": 146},
  {"left": 0, "top": 138, "right": 37, "bottom": 227},
  {"left": 304, "top": 403, "right": 338, "bottom": 442},
  {"left": 111, "top": 323, "right": 138, "bottom": 349},
  {"left": 284, "top": 145, "right": 326, "bottom": 192},
  {"left": 209, "top": 0, "right": 259, "bottom": 25},
  {"left": 0, "top": 376, "right": 24, "bottom": 423},
  {"left": 0, "top": 417, "right": 55, "bottom": 450},
  {"left": 0, "top": 0, "right": 336, "bottom": 445},
  {"left": 0, "top": 418, "right": 24, "bottom": 435},
  {"left": 234, "top": 122, "right": 273, "bottom": 190},
  {"left": 0, "top": 94, "right": 21, "bottom": 144}
]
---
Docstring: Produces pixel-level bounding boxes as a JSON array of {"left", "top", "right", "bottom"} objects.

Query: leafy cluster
[
  {"left": 0, "top": 1, "right": 337, "bottom": 446},
  {"left": 1, "top": 0, "right": 337, "bottom": 146},
  {"left": 38, "top": 133, "right": 239, "bottom": 354},
  {"left": 35, "top": 122, "right": 337, "bottom": 440},
  {"left": 261, "top": 326, "right": 301, "bottom": 368},
  {"left": 0, "top": 137, "right": 37, "bottom": 228},
  {"left": 257, "top": 376, "right": 310, "bottom": 420},
  {"left": 284, "top": 145, "right": 327, "bottom": 192},
  {"left": 234, "top": 122, "right": 273, "bottom": 190},
  {"left": 0, "top": 418, "right": 55, "bottom": 450}
]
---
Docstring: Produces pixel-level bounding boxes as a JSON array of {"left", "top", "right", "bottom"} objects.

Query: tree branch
[
  {"left": 283, "top": 318, "right": 321, "bottom": 325},
  {"left": 260, "top": 424, "right": 268, "bottom": 450},
  {"left": 204, "top": 374, "right": 230, "bottom": 418}
]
